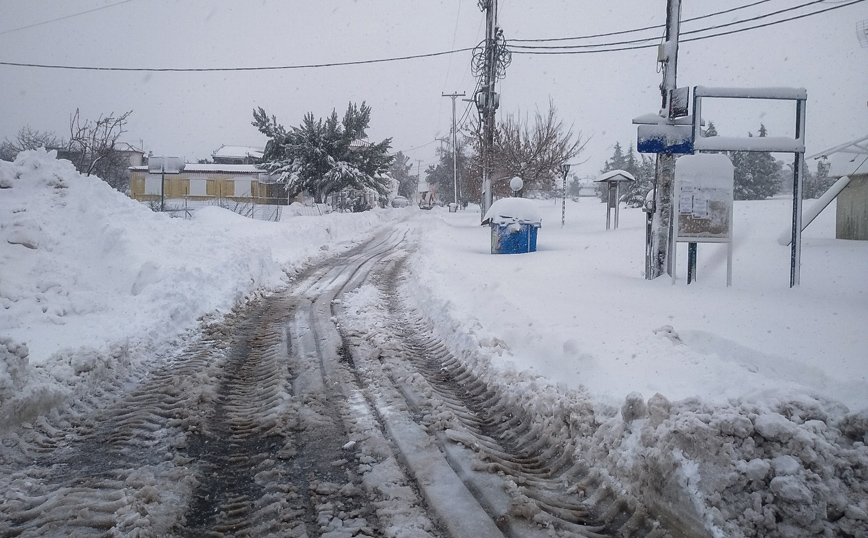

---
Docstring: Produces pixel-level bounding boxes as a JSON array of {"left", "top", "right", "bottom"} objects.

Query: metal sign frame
[{"left": 691, "top": 86, "right": 807, "bottom": 287}]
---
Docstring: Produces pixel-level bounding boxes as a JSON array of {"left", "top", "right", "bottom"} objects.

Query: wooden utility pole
[
  {"left": 442, "top": 92, "right": 466, "bottom": 205},
  {"left": 649, "top": 0, "right": 682, "bottom": 278},
  {"left": 479, "top": 0, "right": 498, "bottom": 219}
]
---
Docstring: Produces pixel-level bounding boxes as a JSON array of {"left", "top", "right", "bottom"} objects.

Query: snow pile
[
  {"left": 0, "top": 149, "right": 403, "bottom": 429},
  {"left": 402, "top": 199, "right": 868, "bottom": 536}
]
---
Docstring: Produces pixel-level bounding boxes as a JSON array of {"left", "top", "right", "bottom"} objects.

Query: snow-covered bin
[{"left": 481, "top": 198, "right": 542, "bottom": 254}]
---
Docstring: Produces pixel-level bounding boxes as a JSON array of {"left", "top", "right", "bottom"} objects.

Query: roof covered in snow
[
  {"left": 131, "top": 164, "right": 261, "bottom": 174},
  {"left": 595, "top": 169, "right": 635, "bottom": 183}
]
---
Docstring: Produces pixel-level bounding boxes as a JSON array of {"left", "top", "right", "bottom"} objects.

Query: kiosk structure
[{"left": 671, "top": 154, "right": 734, "bottom": 286}]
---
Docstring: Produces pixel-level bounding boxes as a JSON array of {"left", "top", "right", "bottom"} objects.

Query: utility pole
[
  {"left": 442, "top": 92, "right": 465, "bottom": 205},
  {"left": 648, "top": 0, "right": 682, "bottom": 278},
  {"left": 474, "top": 0, "right": 509, "bottom": 220}
]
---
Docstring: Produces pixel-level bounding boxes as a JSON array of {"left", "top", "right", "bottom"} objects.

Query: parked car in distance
[{"left": 391, "top": 196, "right": 411, "bottom": 208}]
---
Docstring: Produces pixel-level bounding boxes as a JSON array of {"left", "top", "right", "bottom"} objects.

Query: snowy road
[{"left": 0, "top": 225, "right": 715, "bottom": 537}]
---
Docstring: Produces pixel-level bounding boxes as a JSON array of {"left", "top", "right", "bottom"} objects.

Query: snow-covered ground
[{"left": 2, "top": 149, "right": 867, "bottom": 536}]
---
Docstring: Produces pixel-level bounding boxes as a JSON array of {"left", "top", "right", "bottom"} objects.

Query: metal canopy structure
[
  {"left": 595, "top": 170, "right": 635, "bottom": 230},
  {"left": 691, "top": 86, "right": 808, "bottom": 287},
  {"left": 807, "top": 134, "right": 868, "bottom": 162}
]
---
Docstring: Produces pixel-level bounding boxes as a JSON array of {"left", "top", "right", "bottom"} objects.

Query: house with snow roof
[{"left": 129, "top": 162, "right": 285, "bottom": 206}]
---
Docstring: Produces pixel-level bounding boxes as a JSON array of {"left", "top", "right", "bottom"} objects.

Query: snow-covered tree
[
  {"left": 704, "top": 120, "right": 719, "bottom": 139},
  {"left": 425, "top": 140, "right": 471, "bottom": 205},
  {"left": 798, "top": 158, "right": 834, "bottom": 199},
  {"left": 729, "top": 124, "right": 782, "bottom": 200},
  {"left": 253, "top": 102, "right": 393, "bottom": 204},
  {"left": 389, "top": 151, "right": 417, "bottom": 199},
  {"left": 597, "top": 142, "right": 655, "bottom": 207}
]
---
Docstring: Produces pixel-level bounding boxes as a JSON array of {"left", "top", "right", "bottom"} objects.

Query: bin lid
[{"left": 482, "top": 197, "right": 542, "bottom": 226}]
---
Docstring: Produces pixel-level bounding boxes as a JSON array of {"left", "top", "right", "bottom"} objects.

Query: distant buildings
[{"left": 129, "top": 145, "right": 285, "bottom": 206}]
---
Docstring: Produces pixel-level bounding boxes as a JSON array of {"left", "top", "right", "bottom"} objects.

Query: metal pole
[
  {"left": 560, "top": 164, "right": 570, "bottom": 227},
  {"left": 614, "top": 181, "right": 621, "bottom": 229},
  {"left": 160, "top": 164, "right": 165, "bottom": 212},
  {"left": 442, "top": 92, "right": 465, "bottom": 205},
  {"left": 791, "top": 100, "right": 806, "bottom": 287}
]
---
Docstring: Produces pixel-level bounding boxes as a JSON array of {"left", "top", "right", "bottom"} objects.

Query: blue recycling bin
[
  {"left": 490, "top": 222, "right": 539, "bottom": 254},
  {"left": 483, "top": 198, "right": 542, "bottom": 254}
]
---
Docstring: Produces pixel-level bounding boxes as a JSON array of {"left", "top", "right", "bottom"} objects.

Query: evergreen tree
[
  {"left": 597, "top": 142, "right": 655, "bottom": 207},
  {"left": 704, "top": 120, "right": 718, "bottom": 139},
  {"left": 729, "top": 124, "right": 782, "bottom": 200},
  {"left": 596, "top": 142, "right": 627, "bottom": 202},
  {"left": 253, "top": 102, "right": 393, "bottom": 204},
  {"left": 801, "top": 159, "right": 834, "bottom": 199},
  {"left": 389, "top": 151, "right": 416, "bottom": 199},
  {"left": 425, "top": 141, "right": 470, "bottom": 205}
]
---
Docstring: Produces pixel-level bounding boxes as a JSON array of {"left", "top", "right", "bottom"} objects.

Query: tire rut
[{"left": 336, "top": 248, "right": 706, "bottom": 538}]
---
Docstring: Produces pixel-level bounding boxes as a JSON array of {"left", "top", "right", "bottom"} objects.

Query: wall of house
[
  {"left": 836, "top": 174, "right": 868, "bottom": 240},
  {"left": 129, "top": 170, "right": 286, "bottom": 203}
]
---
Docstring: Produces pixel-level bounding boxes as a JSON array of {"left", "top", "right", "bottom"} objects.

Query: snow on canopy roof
[
  {"left": 807, "top": 134, "right": 868, "bottom": 178},
  {"left": 595, "top": 169, "right": 635, "bottom": 182},
  {"left": 481, "top": 197, "right": 542, "bottom": 226}
]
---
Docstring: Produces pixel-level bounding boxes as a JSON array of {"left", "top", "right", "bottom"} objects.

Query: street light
[{"left": 560, "top": 163, "right": 571, "bottom": 227}]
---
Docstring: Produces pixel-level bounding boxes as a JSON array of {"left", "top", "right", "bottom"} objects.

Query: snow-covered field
[{"left": 2, "top": 149, "right": 867, "bottom": 536}]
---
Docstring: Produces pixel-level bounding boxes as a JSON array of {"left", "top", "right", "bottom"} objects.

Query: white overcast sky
[{"left": 1, "top": 0, "right": 866, "bottom": 178}]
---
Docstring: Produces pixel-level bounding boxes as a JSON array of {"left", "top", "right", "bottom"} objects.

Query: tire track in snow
[{"left": 337, "top": 249, "right": 708, "bottom": 538}]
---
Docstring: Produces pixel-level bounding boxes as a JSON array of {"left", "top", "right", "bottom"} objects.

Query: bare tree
[
  {"left": 468, "top": 101, "right": 587, "bottom": 198},
  {"left": 66, "top": 108, "right": 133, "bottom": 191},
  {"left": 0, "top": 126, "right": 63, "bottom": 161}
]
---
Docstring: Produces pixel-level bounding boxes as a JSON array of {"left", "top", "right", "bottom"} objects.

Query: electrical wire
[
  {"left": 0, "top": 0, "right": 862, "bottom": 70},
  {"left": 512, "top": 0, "right": 865, "bottom": 55},
  {"left": 511, "top": 0, "right": 831, "bottom": 50},
  {"left": 510, "top": 0, "right": 774, "bottom": 43},
  {"left": 0, "top": 0, "right": 137, "bottom": 36},
  {"left": 0, "top": 47, "right": 475, "bottom": 72}
]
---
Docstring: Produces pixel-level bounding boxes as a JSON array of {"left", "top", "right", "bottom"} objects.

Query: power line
[
  {"left": 512, "top": 0, "right": 865, "bottom": 55},
  {"left": 0, "top": 0, "right": 137, "bottom": 36},
  {"left": 0, "top": 47, "right": 475, "bottom": 72},
  {"left": 1, "top": 0, "right": 861, "bottom": 71},
  {"left": 510, "top": 0, "right": 774, "bottom": 43},
  {"left": 511, "top": 0, "right": 832, "bottom": 51}
]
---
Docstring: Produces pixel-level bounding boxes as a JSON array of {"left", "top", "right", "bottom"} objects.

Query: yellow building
[{"left": 129, "top": 163, "right": 286, "bottom": 205}]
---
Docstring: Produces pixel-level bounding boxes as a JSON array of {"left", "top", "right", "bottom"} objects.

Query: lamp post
[{"left": 560, "top": 163, "right": 570, "bottom": 227}]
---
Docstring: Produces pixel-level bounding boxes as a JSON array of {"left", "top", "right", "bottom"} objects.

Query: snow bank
[
  {"left": 0, "top": 149, "right": 403, "bottom": 430},
  {"left": 401, "top": 199, "right": 868, "bottom": 536}
]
